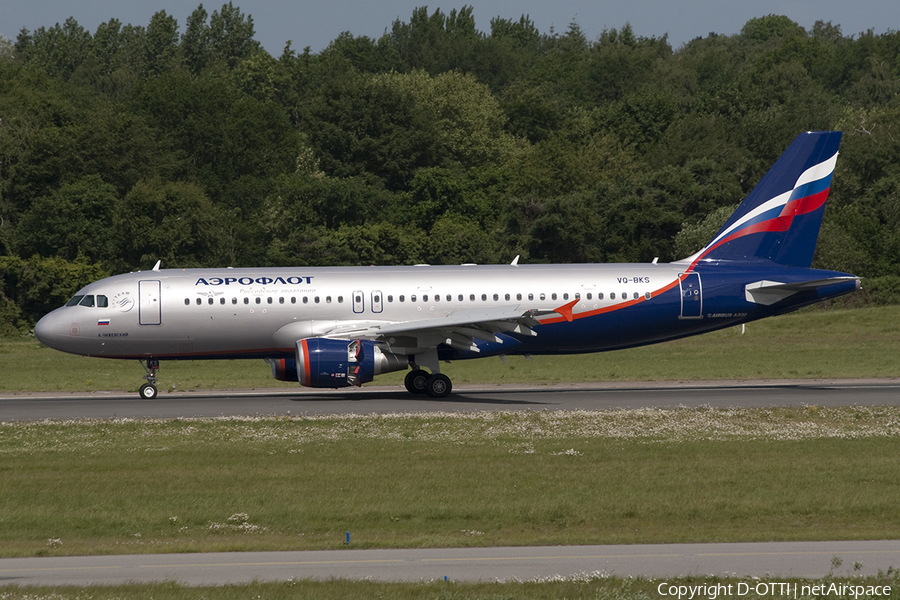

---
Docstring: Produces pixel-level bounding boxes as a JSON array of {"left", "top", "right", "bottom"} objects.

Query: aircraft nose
[{"left": 34, "top": 311, "right": 62, "bottom": 349}]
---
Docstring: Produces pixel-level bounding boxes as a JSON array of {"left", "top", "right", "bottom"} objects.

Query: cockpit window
[
  {"left": 97, "top": 295, "right": 108, "bottom": 308},
  {"left": 66, "top": 295, "right": 85, "bottom": 307},
  {"left": 79, "top": 295, "right": 95, "bottom": 307}
]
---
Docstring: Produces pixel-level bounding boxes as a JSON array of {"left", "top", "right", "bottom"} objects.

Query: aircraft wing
[{"left": 328, "top": 305, "right": 543, "bottom": 353}]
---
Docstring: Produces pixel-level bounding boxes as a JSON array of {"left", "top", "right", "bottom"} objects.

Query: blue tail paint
[{"left": 686, "top": 131, "right": 842, "bottom": 268}]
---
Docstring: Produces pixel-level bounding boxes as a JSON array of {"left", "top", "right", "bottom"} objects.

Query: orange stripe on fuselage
[{"left": 539, "top": 276, "right": 684, "bottom": 325}]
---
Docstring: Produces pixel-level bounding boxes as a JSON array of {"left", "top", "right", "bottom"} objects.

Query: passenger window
[
  {"left": 539, "top": 293, "right": 546, "bottom": 301},
  {"left": 434, "top": 295, "right": 439, "bottom": 302},
  {"left": 610, "top": 293, "right": 616, "bottom": 300},
  {"left": 551, "top": 293, "right": 557, "bottom": 301},
  {"left": 516, "top": 293, "right": 522, "bottom": 301},
  {"left": 458, "top": 294, "right": 464, "bottom": 301},
  {"left": 220, "top": 298, "right": 225, "bottom": 305},
  {"left": 244, "top": 297, "right": 249, "bottom": 304},
  {"left": 66, "top": 295, "right": 85, "bottom": 307},
  {"left": 267, "top": 297, "right": 273, "bottom": 304},
  {"left": 303, "top": 297, "right": 309, "bottom": 304},
  {"left": 586, "top": 293, "right": 592, "bottom": 300},
  {"left": 399, "top": 295, "right": 405, "bottom": 302},
  {"left": 314, "top": 296, "right": 320, "bottom": 304},
  {"left": 411, "top": 295, "right": 417, "bottom": 302},
  {"left": 563, "top": 293, "right": 568, "bottom": 300},
  {"left": 279, "top": 297, "right": 284, "bottom": 304},
  {"left": 184, "top": 298, "right": 190, "bottom": 306},
  {"left": 208, "top": 298, "right": 214, "bottom": 305},
  {"left": 232, "top": 297, "right": 238, "bottom": 304},
  {"left": 470, "top": 294, "right": 475, "bottom": 301},
  {"left": 633, "top": 292, "right": 639, "bottom": 300},
  {"left": 338, "top": 296, "right": 344, "bottom": 303},
  {"left": 528, "top": 293, "right": 534, "bottom": 301},
  {"left": 255, "top": 297, "right": 261, "bottom": 304},
  {"left": 598, "top": 293, "right": 604, "bottom": 300},
  {"left": 79, "top": 295, "right": 95, "bottom": 307},
  {"left": 645, "top": 292, "right": 651, "bottom": 299},
  {"left": 291, "top": 297, "right": 296, "bottom": 304},
  {"left": 423, "top": 294, "right": 429, "bottom": 302},
  {"left": 327, "top": 296, "right": 332, "bottom": 303},
  {"left": 505, "top": 293, "right": 510, "bottom": 301},
  {"left": 575, "top": 293, "right": 580, "bottom": 300},
  {"left": 481, "top": 294, "right": 487, "bottom": 301},
  {"left": 446, "top": 294, "right": 451, "bottom": 301},
  {"left": 196, "top": 298, "right": 202, "bottom": 305},
  {"left": 493, "top": 293, "right": 499, "bottom": 301},
  {"left": 97, "top": 295, "right": 109, "bottom": 308}
]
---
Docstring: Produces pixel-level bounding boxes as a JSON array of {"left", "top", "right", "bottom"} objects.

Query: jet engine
[
  {"left": 269, "top": 357, "right": 298, "bottom": 382},
  {"left": 295, "top": 338, "right": 407, "bottom": 388}
]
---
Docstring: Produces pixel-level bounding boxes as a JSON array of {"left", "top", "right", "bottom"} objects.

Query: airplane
[{"left": 34, "top": 131, "right": 859, "bottom": 399}]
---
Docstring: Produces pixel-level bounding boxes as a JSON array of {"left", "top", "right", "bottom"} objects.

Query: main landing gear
[
  {"left": 404, "top": 368, "right": 452, "bottom": 398},
  {"left": 139, "top": 358, "right": 159, "bottom": 399}
]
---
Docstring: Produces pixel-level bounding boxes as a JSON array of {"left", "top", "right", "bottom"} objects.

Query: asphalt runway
[
  {"left": 1, "top": 379, "right": 899, "bottom": 420},
  {"left": 2, "top": 380, "right": 899, "bottom": 586},
  {"left": 2, "top": 541, "right": 900, "bottom": 586}
]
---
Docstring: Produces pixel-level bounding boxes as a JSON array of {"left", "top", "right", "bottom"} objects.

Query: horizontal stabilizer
[{"left": 745, "top": 277, "right": 859, "bottom": 305}]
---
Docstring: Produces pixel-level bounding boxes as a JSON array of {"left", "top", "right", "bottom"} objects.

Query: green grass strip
[
  {"left": 2, "top": 407, "right": 900, "bottom": 558},
  {"left": 2, "top": 573, "right": 900, "bottom": 600}
]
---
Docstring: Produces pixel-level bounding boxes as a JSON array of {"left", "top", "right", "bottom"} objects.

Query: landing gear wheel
[
  {"left": 424, "top": 373, "right": 452, "bottom": 398},
  {"left": 139, "top": 383, "right": 158, "bottom": 399},
  {"left": 404, "top": 369, "right": 429, "bottom": 394}
]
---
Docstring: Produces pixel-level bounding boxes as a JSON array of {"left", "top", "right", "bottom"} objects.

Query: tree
[
  {"left": 301, "top": 71, "right": 440, "bottom": 190},
  {"left": 15, "top": 175, "right": 118, "bottom": 262},
  {"left": 182, "top": 2, "right": 260, "bottom": 74},
  {"left": 387, "top": 6, "right": 482, "bottom": 74},
  {"left": 376, "top": 69, "right": 522, "bottom": 169},
  {"left": 114, "top": 179, "right": 228, "bottom": 268}
]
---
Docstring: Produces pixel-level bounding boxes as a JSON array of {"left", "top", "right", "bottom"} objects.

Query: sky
[{"left": 1, "top": 0, "right": 896, "bottom": 55}]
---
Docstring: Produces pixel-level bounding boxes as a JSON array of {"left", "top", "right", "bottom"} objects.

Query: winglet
[
  {"left": 511, "top": 255, "right": 520, "bottom": 266},
  {"left": 553, "top": 299, "right": 579, "bottom": 322},
  {"left": 152, "top": 260, "right": 161, "bottom": 271}
]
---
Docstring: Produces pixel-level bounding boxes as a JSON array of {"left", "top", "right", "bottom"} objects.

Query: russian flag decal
[{"left": 98, "top": 319, "right": 110, "bottom": 326}]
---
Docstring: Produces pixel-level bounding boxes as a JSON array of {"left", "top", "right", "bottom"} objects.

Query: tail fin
[{"left": 683, "top": 131, "right": 842, "bottom": 268}]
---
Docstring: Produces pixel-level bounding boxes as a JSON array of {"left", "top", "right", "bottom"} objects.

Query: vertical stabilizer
[{"left": 684, "top": 131, "right": 841, "bottom": 268}]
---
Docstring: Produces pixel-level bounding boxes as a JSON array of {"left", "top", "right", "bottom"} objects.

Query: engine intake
[{"left": 295, "top": 338, "right": 406, "bottom": 388}]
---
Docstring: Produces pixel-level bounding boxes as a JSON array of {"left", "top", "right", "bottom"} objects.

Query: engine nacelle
[
  {"left": 295, "top": 338, "right": 407, "bottom": 388},
  {"left": 269, "top": 357, "right": 298, "bottom": 382}
]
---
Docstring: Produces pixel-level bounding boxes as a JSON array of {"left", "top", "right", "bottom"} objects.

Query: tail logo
[{"left": 690, "top": 150, "right": 838, "bottom": 268}]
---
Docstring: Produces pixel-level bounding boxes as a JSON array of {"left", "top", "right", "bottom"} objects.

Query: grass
[
  {"left": 2, "top": 407, "right": 900, "bottom": 558},
  {"left": 2, "top": 305, "right": 899, "bottom": 393},
  {"left": 3, "top": 573, "right": 900, "bottom": 600}
]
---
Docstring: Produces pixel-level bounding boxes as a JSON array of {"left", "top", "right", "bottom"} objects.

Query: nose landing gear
[{"left": 139, "top": 359, "right": 159, "bottom": 399}]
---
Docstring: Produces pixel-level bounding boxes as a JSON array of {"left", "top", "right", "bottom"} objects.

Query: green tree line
[{"left": 1, "top": 6, "right": 899, "bottom": 333}]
